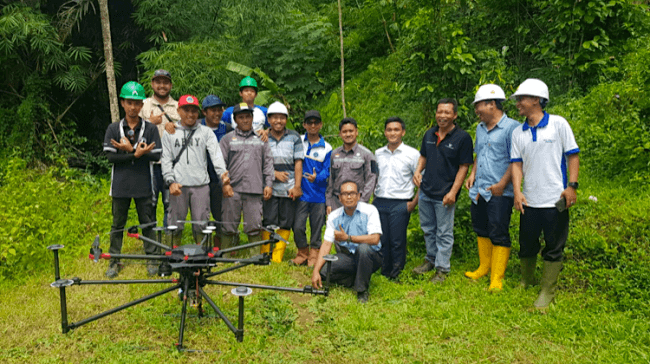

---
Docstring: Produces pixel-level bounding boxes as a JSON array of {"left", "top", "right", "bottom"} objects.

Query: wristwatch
[{"left": 568, "top": 182, "right": 579, "bottom": 190}]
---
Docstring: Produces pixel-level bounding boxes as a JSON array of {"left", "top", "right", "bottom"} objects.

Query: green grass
[{"left": 1, "top": 235, "right": 648, "bottom": 363}]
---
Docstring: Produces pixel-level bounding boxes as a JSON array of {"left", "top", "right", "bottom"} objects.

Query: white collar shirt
[{"left": 374, "top": 142, "right": 420, "bottom": 199}]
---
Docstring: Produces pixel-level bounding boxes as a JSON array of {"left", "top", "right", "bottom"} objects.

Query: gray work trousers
[
  {"left": 221, "top": 191, "right": 263, "bottom": 236},
  {"left": 293, "top": 200, "right": 326, "bottom": 249},
  {"left": 168, "top": 185, "right": 210, "bottom": 241}
]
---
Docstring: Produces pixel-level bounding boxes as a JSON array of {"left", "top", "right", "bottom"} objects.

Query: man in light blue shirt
[
  {"left": 464, "top": 84, "right": 520, "bottom": 291},
  {"left": 311, "top": 181, "right": 382, "bottom": 303}
]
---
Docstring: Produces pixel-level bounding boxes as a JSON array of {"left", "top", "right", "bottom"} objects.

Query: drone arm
[{"left": 126, "top": 233, "right": 172, "bottom": 251}]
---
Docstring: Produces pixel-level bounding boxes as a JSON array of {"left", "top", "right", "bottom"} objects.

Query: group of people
[{"left": 104, "top": 70, "right": 579, "bottom": 309}]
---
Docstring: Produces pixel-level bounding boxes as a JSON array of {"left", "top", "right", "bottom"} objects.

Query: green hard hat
[
  {"left": 119, "top": 81, "right": 146, "bottom": 100},
  {"left": 239, "top": 76, "right": 258, "bottom": 90}
]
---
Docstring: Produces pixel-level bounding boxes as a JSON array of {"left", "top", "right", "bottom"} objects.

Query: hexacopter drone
[{"left": 49, "top": 222, "right": 336, "bottom": 351}]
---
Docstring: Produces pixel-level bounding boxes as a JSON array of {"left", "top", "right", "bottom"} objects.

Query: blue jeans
[{"left": 419, "top": 192, "right": 456, "bottom": 273}]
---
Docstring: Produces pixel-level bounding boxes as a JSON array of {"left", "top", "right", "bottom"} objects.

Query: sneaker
[
  {"left": 412, "top": 260, "right": 435, "bottom": 275},
  {"left": 357, "top": 290, "right": 369, "bottom": 303},
  {"left": 431, "top": 270, "right": 448, "bottom": 284},
  {"left": 105, "top": 262, "right": 123, "bottom": 279},
  {"left": 147, "top": 261, "right": 158, "bottom": 276}
]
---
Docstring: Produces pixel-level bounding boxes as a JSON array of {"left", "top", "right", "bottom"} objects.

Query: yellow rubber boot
[
  {"left": 271, "top": 229, "right": 290, "bottom": 263},
  {"left": 489, "top": 246, "right": 511, "bottom": 291},
  {"left": 259, "top": 230, "right": 272, "bottom": 254},
  {"left": 464, "top": 237, "right": 493, "bottom": 279}
]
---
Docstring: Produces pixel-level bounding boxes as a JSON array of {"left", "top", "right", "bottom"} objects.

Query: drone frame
[{"left": 49, "top": 223, "right": 337, "bottom": 352}]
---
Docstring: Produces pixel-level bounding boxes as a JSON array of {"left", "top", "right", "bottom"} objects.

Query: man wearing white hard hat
[
  {"left": 259, "top": 101, "right": 304, "bottom": 262},
  {"left": 464, "top": 84, "right": 520, "bottom": 291},
  {"left": 510, "top": 78, "right": 580, "bottom": 309}
]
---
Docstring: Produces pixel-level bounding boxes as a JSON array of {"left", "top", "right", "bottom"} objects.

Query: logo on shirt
[
  {"left": 543, "top": 139, "right": 555, "bottom": 143},
  {"left": 314, "top": 152, "right": 319, "bottom": 157},
  {"left": 232, "top": 137, "right": 237, "bottom": 140},
  {"left": 446, "top": 143, "right": 454, "bottom": 149},
  {"left": 356, "top": 153, "right": 360, "bottom": 156},
  {"left": 335, "top": 154, "right": 340, "bottom": 157}
]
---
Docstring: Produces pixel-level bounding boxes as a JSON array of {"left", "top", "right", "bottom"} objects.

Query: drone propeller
[
  {"left": 260, "top": 225, "right": 289, "bottom": 244},
  {"left": 90, "top": 235, "right": 102, "bottom": 262},
  {"left": 176, "top": 220, "right": 246, "bottom": 225},
  {"left": 106, "top": 221, "right": 159, "bottom": 235}
]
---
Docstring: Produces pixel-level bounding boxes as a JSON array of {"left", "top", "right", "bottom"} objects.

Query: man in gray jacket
[{"left": 161, "top": 94, "right": 229, "bottom": 243}]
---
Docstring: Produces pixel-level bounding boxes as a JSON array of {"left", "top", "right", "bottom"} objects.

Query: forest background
[{"left": 0, "top": 0, "right": 649, "bottom": 362}]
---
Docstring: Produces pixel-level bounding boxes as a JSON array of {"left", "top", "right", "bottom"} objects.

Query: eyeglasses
[{"left": 340, "top": 192, "right": 358, "bottom": 198}]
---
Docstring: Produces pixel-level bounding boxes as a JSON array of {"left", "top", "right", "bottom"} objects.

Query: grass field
[{"left": 2, "top": 236, "right": 648, "bottom": 364}]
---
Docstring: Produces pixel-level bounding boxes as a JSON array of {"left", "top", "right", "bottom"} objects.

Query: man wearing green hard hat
[
  {"left": 102, "top": 81, "right": 163, "bottom": 278},
  {"left": 221, "top": 76, "right": 270, "bottom": 138}
]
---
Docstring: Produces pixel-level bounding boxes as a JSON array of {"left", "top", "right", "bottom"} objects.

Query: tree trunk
[
  {"left": 338, "top": 0, "right": 346, "bottom": 118},
  {"left": 99, "top": 0, "right": 119, "bottom": 123}
]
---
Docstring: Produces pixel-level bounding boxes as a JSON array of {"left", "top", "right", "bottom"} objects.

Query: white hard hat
[
  {"left": 473, "top": 84, "right": 506, "bottom": 104},
  {"left": 510, "top": 78, "right": 549, "bottom": 101},
  {"left": 267, "top": 101, "right": 288, "bottom": 116}
]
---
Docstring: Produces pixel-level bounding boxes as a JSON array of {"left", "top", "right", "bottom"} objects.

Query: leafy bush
[{"left": 0, "top": 158, "right": 111, "bottom": 280}]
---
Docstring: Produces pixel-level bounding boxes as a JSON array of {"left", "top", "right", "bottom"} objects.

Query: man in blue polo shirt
[
  {"left": 510, "top": 78, "right": 580, "bottom": 309},
  {"left": 311, "top": 181, "right": 383, "bottom": 303},
  {"left": 413, "top": 98, "right": 473, "bottom": 283},
  {"left": 464, "top": 84, "right": 520, "bottom": 291},
  {"left": 292, "top": 110, "right": 332, "bottom": 267}
]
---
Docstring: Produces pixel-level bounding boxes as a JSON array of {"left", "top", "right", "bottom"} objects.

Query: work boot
[
  {"left": 259, "top": 230, "right": 272, "bottom": 254},
  {"left": 534, "top": 260, "right": 563, "bottom": 310},
  {"left": 146, "top": 260, "right": 158, "bottom": 276},
  {"left": 357, "top": 290, "right": 369, "bottom": 303},
  {"left": 105, "top": 260, "right": 123, "bottom": 279},
  {"left": 290, "top": 248, "right": 309, "bottom": 266},
  {"left": 307, "top": 248, "right": 320, "bottom": 267},
  {"left": 465, "top": 237, "right": 493, "bottom": 280},
  {"left": 413, "top": 260, "right": 435, "bottom": 275},
  {"left": 488, "top": 246, "right": 511, "bottom": 291},
  {"left": 431, "top": 270, "right": 448, "bottom": 284},
  {"left": 519, "top": 256, "right": 537, "bottom": 288},
  {"left": 270, "top": 229, "right": 290, "bottom": 263}
]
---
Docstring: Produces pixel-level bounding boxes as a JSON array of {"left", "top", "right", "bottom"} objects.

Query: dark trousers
[
  {"left": 293, "top": 200, "right": 326, "bottom": 249},
  {"left": 518, "top": 206, "right": 569, "bottom": 262},
  {"left": 373, "top": 197, "right": 411, "bottom": 279},
  {"left": 319, "top": 244, "right": 382, "bottom": 293},
  {"left": 110, "top": 197, "right": 158, "bottom": 258},
  {"left": 152, "top": 164, "right": 170, "bottom": 227},
  {"left": 470, "top": 195, "right": 514, "bottom": 247},
  {"left": 209, "top": 180, "right": 223, "bottom": 234}
]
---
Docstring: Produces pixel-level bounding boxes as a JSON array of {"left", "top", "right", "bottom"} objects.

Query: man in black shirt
[
  {"left": 102, "top": 81, "right": 162, "bottom": 278},
  {"left": 413, "top": 98, "right": 473, "bottom": 283}
]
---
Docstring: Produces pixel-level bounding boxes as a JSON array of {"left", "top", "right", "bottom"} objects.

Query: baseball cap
[
  {"left": 233, "top": 102, "right": 254, "bottom": 115},
  {"left": 152, "top": 69, "right": 172, "bottom": 81},
  {"left": 304, "top": 110, "right": 322, "bottom": 122},
  {"left": 202, "top": 95, "right": 226, "bottom": 110},
  {"left": 178, "top": 95, "right": 200, "bottom": 108}
]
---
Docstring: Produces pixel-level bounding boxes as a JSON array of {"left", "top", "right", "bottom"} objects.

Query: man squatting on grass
[
  {"left": 464, "top": 84, "right": 520, "bottom": 291},
  {"left": 139, "top": 69, "right": 180, "bottom": 227},
  {"left": 219, "top": 103, "right": 274, "bottom": 251},
  {"left": 161, "top": 95, "right": 229, "bottom": 244},
  {"left": 259, "top": 101, "right": 304, "bottom": 262},
  {"left": 312, "top": 181, "right": 383, "bottom": 303},
  {"left": 103, "top": 81, "right": 162, "bottom": 279},
  {"left": 510, "top": 79, "right": 580, "bottom": 309},
  {"left": 373, "top": 117, "right": 420, "bottom": 280},
  {"left": 292, "top": 110, "right": 332, "bottom": 267}
]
